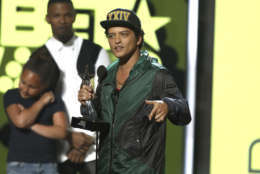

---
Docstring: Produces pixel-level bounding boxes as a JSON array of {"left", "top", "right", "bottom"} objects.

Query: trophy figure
[{"left": 79, "top": 65, "right": 97, "bottom": 122}]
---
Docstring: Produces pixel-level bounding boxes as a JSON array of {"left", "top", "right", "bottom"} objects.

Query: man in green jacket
[{"left": 78, "top": 8, "right": 191, "bottom": 174}]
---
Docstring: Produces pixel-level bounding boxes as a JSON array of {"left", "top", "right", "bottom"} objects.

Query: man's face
[
  {"left": 19, "top": 69, "right": 46, "bottom": 99},
  {"left": 46, "top": 2, "right": 75, "bottom": 42},
  {"left": 107, "top": 27, "right": 142, "bottom": 59}
]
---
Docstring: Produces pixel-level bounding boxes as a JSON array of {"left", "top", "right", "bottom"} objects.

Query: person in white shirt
[{"left": 45, "top": 0, "right": 110, "bottom": 173}]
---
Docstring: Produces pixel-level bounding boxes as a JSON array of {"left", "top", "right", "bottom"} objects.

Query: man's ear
[
  {"left": 137, "top": 35, "right": 143, "bottom": 46},
  {"left": 46, "top": 15, "right": 50, "bottom": 24},
  {"left": 72, "top": 12, "right": 76, "bottom": 23}
]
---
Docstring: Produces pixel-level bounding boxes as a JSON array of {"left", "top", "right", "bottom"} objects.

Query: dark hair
[
  {"left": 105, "top": 29, "right": 144, "bottom": 49},
  {"left": 23, "top": 46, "right": 60, "bottom": 91},
  {"left": 47, "top": 0, "right": 74, "bottom": 9}
]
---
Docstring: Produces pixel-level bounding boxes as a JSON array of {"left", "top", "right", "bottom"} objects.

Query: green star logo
[{"left": 136, "top": 0, "right": 171, "bottom": 51}]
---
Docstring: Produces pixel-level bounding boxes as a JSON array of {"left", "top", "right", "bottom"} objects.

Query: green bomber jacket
[{"left": 95, "top": 51, "right": 191, "bottom": 174}]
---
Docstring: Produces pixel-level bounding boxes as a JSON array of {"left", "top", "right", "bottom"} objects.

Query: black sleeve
[
  {"left": 48, "top": 95, "right": 66, "bottom": 115},
  {"left": 76, "top": 39, "right": 102, "bottom": 76},
  {"left": 152, "top": 70, "right": 191, "bottom": 125},
  {"left": 3, "top": 89, "right": 19, "bottom": 109}
]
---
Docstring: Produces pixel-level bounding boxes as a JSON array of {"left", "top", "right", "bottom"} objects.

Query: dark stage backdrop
[{"left": 0, "top": 0, "right": 188, "bottom": 173}]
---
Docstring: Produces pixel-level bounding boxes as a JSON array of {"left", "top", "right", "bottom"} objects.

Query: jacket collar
[{"left": 103, "top": 50, "right": 151, "bottom": 87}]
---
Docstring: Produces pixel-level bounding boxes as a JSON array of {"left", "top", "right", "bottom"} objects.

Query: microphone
[{"left": 94, "top": 65, "right": 107, "bottom": 117}]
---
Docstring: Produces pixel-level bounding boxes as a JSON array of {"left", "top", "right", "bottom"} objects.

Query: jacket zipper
[
  {"left": 108, "top": 69, "right": 143, "bottom": 173},
  {"left": 109, "top": 89, "right": 119, "bottom": 174}
]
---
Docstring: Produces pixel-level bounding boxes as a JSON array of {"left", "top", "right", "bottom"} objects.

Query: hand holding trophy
[{"left": 79, "top": 65, "right": 97, "bottom": 122}]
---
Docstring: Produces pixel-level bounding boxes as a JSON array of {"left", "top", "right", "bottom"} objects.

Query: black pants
[{"left": 58, "top": 160, "right": 96, "bottom": 174}]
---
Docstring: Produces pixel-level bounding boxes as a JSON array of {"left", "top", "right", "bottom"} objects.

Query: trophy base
[{"left": 71, "top": 117, "right": 109, "bottom": 132}]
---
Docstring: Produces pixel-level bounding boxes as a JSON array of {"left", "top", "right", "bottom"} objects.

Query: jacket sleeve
[{"left": 152, "top": 69, "right": 191, "bottom": 125}]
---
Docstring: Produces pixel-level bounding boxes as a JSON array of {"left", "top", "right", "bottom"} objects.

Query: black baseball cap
[{"left": 100, "top": 8, "right": 144, "bottom": 34}]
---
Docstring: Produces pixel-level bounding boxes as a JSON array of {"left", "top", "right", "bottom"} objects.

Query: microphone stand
[{"left": 71, "top": 65, "right": 109, "bottom": 174}]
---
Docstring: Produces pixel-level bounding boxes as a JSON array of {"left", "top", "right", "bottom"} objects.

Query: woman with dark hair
[{"left": 3, "top": 46, "right": 68, "bottom": 174}]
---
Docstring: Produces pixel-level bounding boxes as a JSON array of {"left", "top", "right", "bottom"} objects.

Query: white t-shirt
[{"left": 45, "top": 36, "right": 110, "bottom": 162}]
